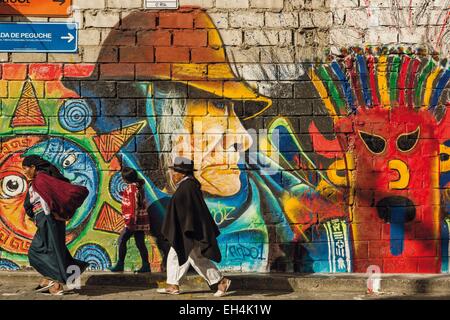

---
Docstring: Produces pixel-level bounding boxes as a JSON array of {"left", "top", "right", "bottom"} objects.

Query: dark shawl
[
  {"left": 161, "top": 176, "right": 221, "bottom": 265},
  {"left": 31, "top": 172, "right": 89, "bottom": 221}
]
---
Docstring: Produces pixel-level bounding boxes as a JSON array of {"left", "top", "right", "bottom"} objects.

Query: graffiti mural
[
  {"left": 0, "top": 8, "right": 295, "bottom": 273},
  {"left": 0, "top": 6, "right": 448, "bottom": 274},
  {"left": 269, "top": 47, "right": 450, "bottom": 272},
  {"left": 0, "top": 64, "right": 152, "bottom": 271}
]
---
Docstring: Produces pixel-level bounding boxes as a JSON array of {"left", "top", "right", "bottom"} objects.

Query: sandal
[
  {"left": 214, "top": 278, "right": 231, "bottom": 297},
  {"left": 157, "top": 286, "right": 180, "bottom": 295},
  {"left": 35, "top": 280, "right": 55, "bottom": 293},
  {"left": 43, "top": 282, "right": 65, "bottom": 296}
]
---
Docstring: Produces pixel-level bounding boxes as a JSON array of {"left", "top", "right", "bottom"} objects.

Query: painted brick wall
[{"left": 0, "top": 0, "right": 449, "bottom": 274}]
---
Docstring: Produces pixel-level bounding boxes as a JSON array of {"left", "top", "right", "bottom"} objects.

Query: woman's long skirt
[{"left": 28, "top": 213, "right": 89, "bottom": 284}]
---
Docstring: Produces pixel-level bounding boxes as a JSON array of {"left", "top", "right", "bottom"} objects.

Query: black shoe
[
  {"left": 108, "top": 262, "right": 124, "bottom": 272},
  {"left": 134, "top": 264, "right": 151, "bottom": 273}
]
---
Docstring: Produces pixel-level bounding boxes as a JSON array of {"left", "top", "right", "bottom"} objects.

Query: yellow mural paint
[
  {"left": 0, "top": 80, "right": 7, "bottom": 97},
  {"left": 423, "top": 67, "right": 442, "bottom": 107},
  {"left": 431, "top": 156, "right": 441, "bottom": 240},
  {"left": 281, "top": 193, "right": 309, "bottom": 242},
  {"left": 440, "top": 144, "right": 450, "bottom": 172},
  {"left": 172, "top": 64, "right": 207, "bottom": 80},
  {"left": 388, "top": 159, "right": 410, "bottom": 189},
  {"left": 377, "top": 55, "right": 390, "bottom": 108},
  {"left": 9, "top": 80, "right": 44, "bottom": 98},
  {"left": 327, "top": 158, "right": 349, "bottom": 186},
  {"left": 207, "top": 64, "right": 237, "bottom": 80},
  {"left": 309, "top": 68, "right": 338, "bottom": 119}
]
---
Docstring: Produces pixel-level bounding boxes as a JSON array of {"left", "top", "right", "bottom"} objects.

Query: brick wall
[{"left": 0, "top": 0, "right": 449, "bottom": 274}]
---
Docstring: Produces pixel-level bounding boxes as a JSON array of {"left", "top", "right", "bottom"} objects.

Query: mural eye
[
  {"left": 62, "top": 153, "right": 77, "bottom": 168},
  {"left": 0, "top": 175, "right": 27, "bottom": 199},
  {"left": 212, "top": 100, "right": 233, "bottom": 110},
  {"left": 358, "top": 131, "right": 386, "bottom": 154},
  {"left": 397, "top": 127, "right": 420, "bottom": 152}
]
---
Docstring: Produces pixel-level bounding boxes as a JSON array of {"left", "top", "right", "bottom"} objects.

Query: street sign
[
  {"left": 0, "top": 23, "right": 77, "bottom": 52},
  {"left": 0, "top": 0, "right": 71, "bottom": 17},
  {"left": 145, "top": 0, "right": 178, "bottom": 9}
]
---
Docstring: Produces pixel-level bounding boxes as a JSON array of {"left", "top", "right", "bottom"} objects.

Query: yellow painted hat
[{"left": 145, "top": 7, "right": 273, "bottom": 120}]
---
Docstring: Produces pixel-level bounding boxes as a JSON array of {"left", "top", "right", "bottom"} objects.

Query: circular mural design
[
  {"left": 109, "top": 172, "right": 127, "bottom": 203},
  {"left": 0, "top": 259, "right": 20, "bottom": 270},
  {"left": 59, "top": 100, "right": 93, "bottom": 132},
  {"left": 74, "top": 244, "right": 112, "bottom": 271},
  {"left": 23, "top": 138, "right": 99, "bottom": 231}
]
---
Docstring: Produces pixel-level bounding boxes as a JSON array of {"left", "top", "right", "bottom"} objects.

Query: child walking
[{"left": 109, "top": 167, "right": 151, "bottom": 273}]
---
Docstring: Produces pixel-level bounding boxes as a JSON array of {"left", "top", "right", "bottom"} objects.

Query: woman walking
[
  {"left": 109, "top": 167, "right": 151, "bottom": 273},
  {"left": 22, "top": 155, "right": 90, "bottom": 295}
]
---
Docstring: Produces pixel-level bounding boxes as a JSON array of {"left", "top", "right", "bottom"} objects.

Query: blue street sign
[{"left": 0, "top": 22, "right": 77, "bottom": 53}]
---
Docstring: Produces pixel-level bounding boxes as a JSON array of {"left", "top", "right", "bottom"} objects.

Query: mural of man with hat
[
  {"left": 157, "top": 156, "right": 232, "bottom": 296},
  {"left": 145, "top": 7, "right": 301, "bottom": 272},
  {"left": 80, "top": 6, "right": 300, "bottom": 273}
]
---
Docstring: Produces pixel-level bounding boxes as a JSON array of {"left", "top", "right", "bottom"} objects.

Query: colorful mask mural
[
  {"left": 269, "top": 47, "right": 450, "bottom": 272},
  {"left": 0, "top": 7, "right": 448, "bottom": 274}
]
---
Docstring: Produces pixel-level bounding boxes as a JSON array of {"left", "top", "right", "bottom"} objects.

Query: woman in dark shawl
[{"left": 22, "top": 155, "right": 90, "bottom": 295}]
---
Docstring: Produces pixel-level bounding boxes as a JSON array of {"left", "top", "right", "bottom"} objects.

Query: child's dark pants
[{"left": 117, "top": 227, "right": 149, "bottom": 264}]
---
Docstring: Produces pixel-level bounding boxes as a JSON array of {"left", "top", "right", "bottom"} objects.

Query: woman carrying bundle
[{"left": 22, "top": 155, "right": 90, "bottom": 295}]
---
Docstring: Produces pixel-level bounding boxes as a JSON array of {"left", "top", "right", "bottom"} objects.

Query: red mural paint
[
  {"left": 336, "top": 106, "right": 446, "bottom": 272},
  {"left": 310, "top": 48, "right": 450, "bottom": 273}
]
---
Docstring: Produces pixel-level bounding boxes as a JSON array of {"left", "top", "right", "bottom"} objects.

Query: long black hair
[
  {"left": 121, "top": 167, "right": 146, "bottom": 210},
  {"left": 22, "top": 155, "right": 70, "bottom": 183}
]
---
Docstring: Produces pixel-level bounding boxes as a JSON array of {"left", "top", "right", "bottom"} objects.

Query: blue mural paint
[
  {"left": 59, "top": 99, "right": 93, "bottom": 132},
  {"left": 23, "top": 138, "right": 99, "bottom": 230},
  {"left": 272, "top": 125, "right": 300, "bottom": 162},
  {"left": 110, "top": 172, "right": 128, "bottom": 203},
  {"left": 390, "top": 207, "right": 406, "bottom": 256},
  {"left": 0, "top": 259, "right": 20, "bottom": 270},
  {"left": 74, "top": 244, "right": 111, "bottom": 270},
  {"left": 331, "top": 60, "right": 355, "bottom": 111},
  {"left": 430, "top": 69, "right": 450, "bottom": 111},
  {"left": 357, "top": 55, "right": 372, "bottom": 107},
  {"left": 442, "top": 219, "right": 449, "bottom": 272}
]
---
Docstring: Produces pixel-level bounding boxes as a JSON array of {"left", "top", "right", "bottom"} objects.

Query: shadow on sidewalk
[
  {"left": 83, "top": 272, "right": 165, "bottom": 287},
  {"left": 373, "top": 294, "right": 450, "bottom": 300},
  {"left": 66, "top": 272, "right": 297, "bottom": 297},
  {"left": 67, "top": 286, "right": 148, "bottom": 297}
]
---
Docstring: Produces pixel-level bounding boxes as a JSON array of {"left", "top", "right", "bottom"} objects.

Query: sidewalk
[{"left": 1, "top": 271, "right": 450, "bottom": 300}]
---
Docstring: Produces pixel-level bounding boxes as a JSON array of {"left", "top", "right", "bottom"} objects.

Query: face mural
[
  {"left": 177, "top": 99, "right": 253, "bottom": 196},
  {"left": 0, "top": 137, "right": 98, "bottom": 247},
  {"left": 337, "top": 107, "right": 445, "bottom": 272},
  {"left": 324, "top": 49, "right": 449, "bottom": 273},
  {"left": 23, "top": 137, "right": 99, "bottom": 231},
  {"left": 0, "top": 7, "right": 448, "bottom": 274},
  {"left": 0, "top": 65, "right": 150, "bottom": 270},
  {"left": 269, "top": 47, "right": 449, "bottom": 273},
  {"left": 0, "top": 7, "right": 279, "bottom": 272},
  {"left": 0, "top": 138, "right": 41, "bottom": 250},
  {"left": 131, "top": 8, "right": 279, "bottom": 271}
]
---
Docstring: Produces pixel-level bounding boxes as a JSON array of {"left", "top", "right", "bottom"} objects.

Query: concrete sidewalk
[{"left": 0, "top": 271, "right": 450, "bottom": 300}]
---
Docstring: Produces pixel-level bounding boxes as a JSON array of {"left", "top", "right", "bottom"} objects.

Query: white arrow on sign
[{"left": 61, "top": 33, "right": 74, "bottom": 43}]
